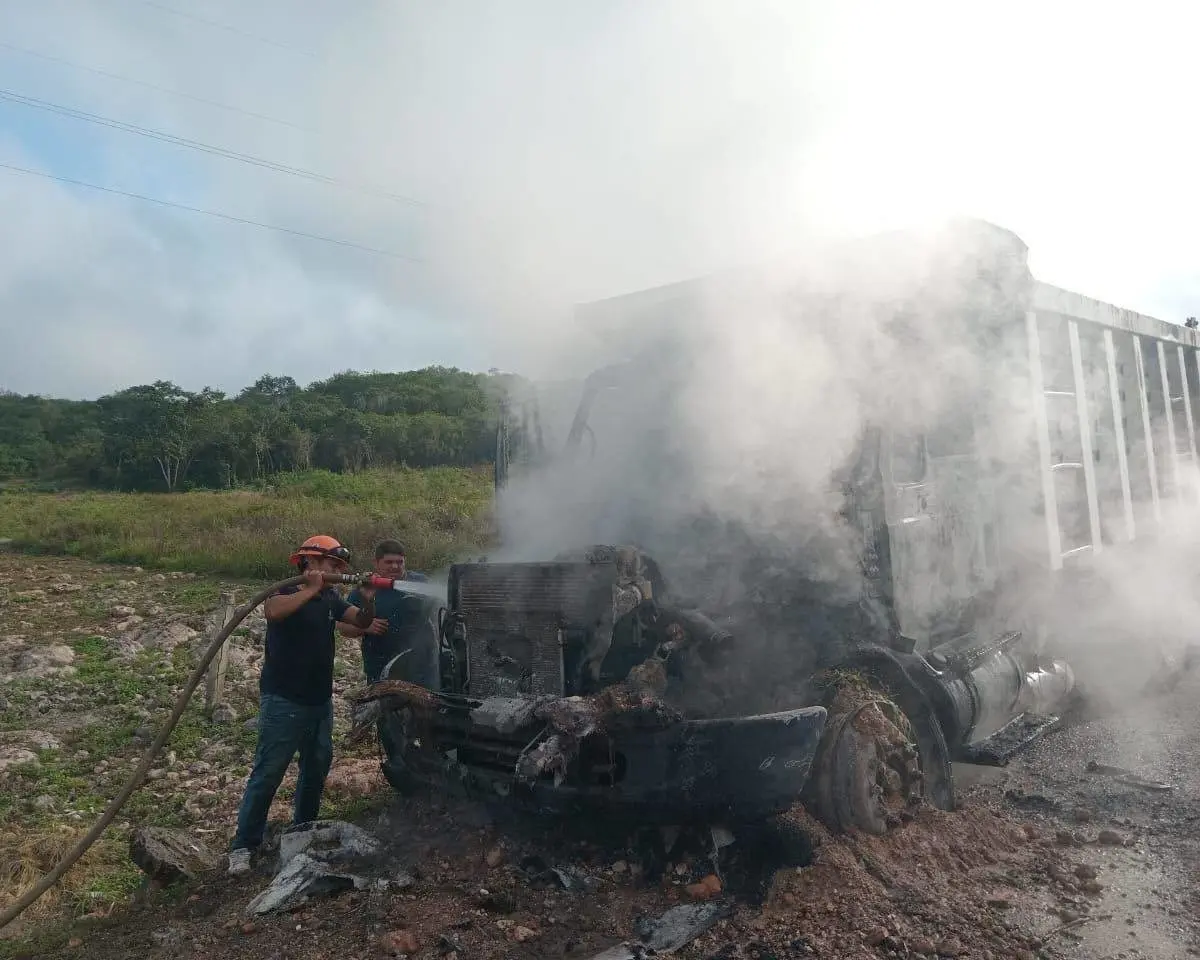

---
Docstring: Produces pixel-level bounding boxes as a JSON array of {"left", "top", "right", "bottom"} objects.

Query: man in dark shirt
[
  {"left": 340, "top": 539, "right": 437, "bottom": 688},
  {"left": 340, "top": 541, "right": 437, "bottom": 767},
  {"left": 228, "top": 535, "right": 376, "bottom": 876}
]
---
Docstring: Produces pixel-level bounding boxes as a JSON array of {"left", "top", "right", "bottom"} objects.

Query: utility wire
[
  {"left": 0, "top": 87, "right": 424, "bottom": 206},
  {"left": 0, "top": 160, "right": 418, "bottom": 261},
  {"left": 0, "top": 40, "right": 306, "bottom": 131},
  {"left": 136, "top": 1, "right": 318, "bottom": 58}
]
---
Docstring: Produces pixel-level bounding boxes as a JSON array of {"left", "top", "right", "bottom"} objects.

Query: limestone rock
[
  {"left": 1, "top": 729, "right": 62, "bottom": 752},
  {"left": 130, "top": 826, "right": 221, "bottom": 884},
  {"left": 136, "top": 621, "right": 197, "bottom": 653},
  {"left": 241, "top": 610, "right": 267, "bottom": 643},
  {"left": 3, "top": 643, "right": 76, "bottom": 681},
  {"left": 0, "top": 745, "right": 38, "bottom": 772},
  {"left": 211, "top": 702, "right": 237, "bottom": 724}
]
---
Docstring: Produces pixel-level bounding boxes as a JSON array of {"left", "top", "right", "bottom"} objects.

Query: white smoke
[
  {"left": 494, "top": 223, "right": 1025, "bottom": 614},
  {"left": 490, "top": 213, "right": 1200, "bottom": 736}
]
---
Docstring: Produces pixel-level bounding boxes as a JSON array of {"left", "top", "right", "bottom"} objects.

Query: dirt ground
[
  {"left": 959, "top": 667, "right": 1200, "bottom": 959},
  {"left": 2, "top": 793, "right": 1081, "bottom": 960},
  {"left": 10, "top": 682, "right": 1200, "bottom": 960},
  {"left": 3, "top": 552, "right": 1200, "bottom": 959}
]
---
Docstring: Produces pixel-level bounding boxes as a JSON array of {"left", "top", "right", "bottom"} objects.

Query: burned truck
[{"left": 356, "top": 219, "right": 1200, "bottom": 834}]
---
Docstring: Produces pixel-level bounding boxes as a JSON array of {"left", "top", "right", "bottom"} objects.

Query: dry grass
[
  {"left": 0, "top": 825, "right": 135, "bottom": 925},
  {"left": 0, "top": 466, "right": 495, "bottom": 578}
]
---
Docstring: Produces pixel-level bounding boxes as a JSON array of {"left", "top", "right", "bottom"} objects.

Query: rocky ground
[
  {"left": 2, "top": 552, "right": 1199, "bottom": 959},
  {"left": 961, "top": 666, "right": 1200, "bottom": 959},
  {"left": 0, "top": 554, "right": 383, "bottom": 938}
]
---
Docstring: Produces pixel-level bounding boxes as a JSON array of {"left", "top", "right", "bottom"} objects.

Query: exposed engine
[{"left": 441, "top": 545, "right": 733, "bottom": 706}]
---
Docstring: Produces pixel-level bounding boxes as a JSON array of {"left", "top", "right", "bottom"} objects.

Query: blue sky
[
  {"left": 0, "top": 0, "right": 468, "bottom": 399},
  {"left": 1, "top": 0, "right": 1198, "bottom": 399}
]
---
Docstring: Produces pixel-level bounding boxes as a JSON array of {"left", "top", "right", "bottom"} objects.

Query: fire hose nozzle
[
  {"left": 321, "top": 572, "right": 377, "bottom": 586},
  {"left": 322, "top": 573, "right": 443, "bottom": 600},
  {"left": 320, "top": 572, "right": 402, "bottom": 588}
]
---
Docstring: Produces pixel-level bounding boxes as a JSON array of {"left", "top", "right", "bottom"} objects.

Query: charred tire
[
  {"left": 845, "top": 651, "right": 955, "bottom": 813},
  {"left": 378, "top": 707, "right": 421, "bottom": 796},
  {"left": 380, "top": 756, "right": 420, "bottom": 796},
  {"left": 806, "top": 649, "right": 955, "bottom": 834},
  {"left": 811, "top": 705, "right": 883, "bottom": 834},
  {"left": 809, "top": 700, "right": 911, "bottom": 835}
]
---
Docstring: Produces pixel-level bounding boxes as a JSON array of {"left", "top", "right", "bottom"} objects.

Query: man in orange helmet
[{"left": 228, "top": 535, "right": 376, "bottom": 876}]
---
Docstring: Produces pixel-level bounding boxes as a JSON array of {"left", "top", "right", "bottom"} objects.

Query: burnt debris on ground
[
  {"left": 27, "top": 668, "right": 1200, "bottom": 960},
  {"left": 13, "top": 665, "right": 1200, "bottom": 959},
  {"left": 7, "top": 785, "right": 1112, "bottom": 960}
]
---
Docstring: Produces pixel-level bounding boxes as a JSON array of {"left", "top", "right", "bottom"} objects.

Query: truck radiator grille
[{"left": 453, "top": 562, "right": 616, "bottom": 698}]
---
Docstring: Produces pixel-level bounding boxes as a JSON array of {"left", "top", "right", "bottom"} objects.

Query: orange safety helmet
[{"left": 289, "top": 534, "right": 351, "bottom": 568}]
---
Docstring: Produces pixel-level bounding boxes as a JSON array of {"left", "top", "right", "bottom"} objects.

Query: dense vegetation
[{"left": 0, "top": 367, "right": 519, "bottom": 492}]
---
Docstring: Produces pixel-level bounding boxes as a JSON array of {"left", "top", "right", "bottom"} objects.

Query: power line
[
  {"left": 0, "top": 40, "right": 306, "bottom": 131},
  {"left": 0, "top": 87, "right": 424, "bottom": 206},
  {"left": 0, "top": 159, "right": 418, "bottom": 261},
  {"left": 136, "top": 1, "right": 318, "bottom": 58}
]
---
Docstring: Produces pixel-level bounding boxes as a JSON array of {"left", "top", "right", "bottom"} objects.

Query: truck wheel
[
  {"left": 806, "top": 668, "right": 953, "bottom": 834},
  {"left": 380, "top": 756, "right": 420, "bottom": 796}
]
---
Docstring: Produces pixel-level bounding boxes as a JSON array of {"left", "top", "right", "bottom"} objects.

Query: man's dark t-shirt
[
  {"left": 348, "top": 573, "right": 435, "bottom": 686},
  {"left": 260, "top": 585, "right": 350, "bottom": 706}
]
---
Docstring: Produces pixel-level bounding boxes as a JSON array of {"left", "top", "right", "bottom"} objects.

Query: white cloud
[{"left": 0, "top": 0, "right": 1197, "bottom": 397}]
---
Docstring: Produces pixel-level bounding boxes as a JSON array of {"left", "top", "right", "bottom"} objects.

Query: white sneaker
[{"left": 227, "top": 848, "right": 251, "bottom": 875}]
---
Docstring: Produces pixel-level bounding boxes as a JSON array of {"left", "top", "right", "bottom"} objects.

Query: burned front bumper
[{"left": 375, "top": 689, "right": 828, "bottom": 823}]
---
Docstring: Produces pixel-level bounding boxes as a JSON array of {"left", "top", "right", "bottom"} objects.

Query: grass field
[{"left": 0, "top": 466, "right": 496, "bottom": 578}]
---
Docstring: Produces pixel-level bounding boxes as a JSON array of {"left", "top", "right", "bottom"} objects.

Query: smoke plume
[{"left": 492, "top": 215, "right": 1200, "bottom": 728}]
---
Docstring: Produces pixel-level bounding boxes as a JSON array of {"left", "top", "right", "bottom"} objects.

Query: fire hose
[{"left": 0, "top": 570, "right": 397, "bottom": 931}]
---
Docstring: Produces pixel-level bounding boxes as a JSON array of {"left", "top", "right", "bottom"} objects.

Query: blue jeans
[{"left": 232, "top": 693, "right": 333, "bottom": 851}]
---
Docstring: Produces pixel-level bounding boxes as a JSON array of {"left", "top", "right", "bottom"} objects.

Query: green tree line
[{"left": 0, "top": 367, "right": 520, "bottom": 492}]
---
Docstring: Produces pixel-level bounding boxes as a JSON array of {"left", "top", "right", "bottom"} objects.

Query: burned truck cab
[{"left": 371, "top": 546, "right": 828, "bottom": 824}]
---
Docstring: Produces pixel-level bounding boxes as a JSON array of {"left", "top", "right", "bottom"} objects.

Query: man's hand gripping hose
[{"left": 0, "top": 571, "right": 368, "bottom": 931}]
